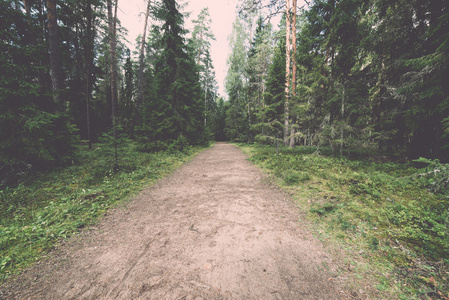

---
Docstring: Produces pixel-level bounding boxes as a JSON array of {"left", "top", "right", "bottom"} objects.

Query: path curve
[{"left": 2, "top": 143, "right": 341, "bottom": 299}]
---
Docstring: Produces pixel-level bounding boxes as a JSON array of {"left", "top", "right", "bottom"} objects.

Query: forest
[
  {"left": 227, "top": 0, "right": 449, "bottom": 160},
  {"left": 1, "top": 0, "right": 218, "bottom": 284},
  {"left": 1, "top": 0, "right": 449, "bottom": 297},
  {"left": 1, "top": 0, "right": 448, "bottom": 181},
  {"left": 1, "top": 0, "right": 220, "bottom": 186}
]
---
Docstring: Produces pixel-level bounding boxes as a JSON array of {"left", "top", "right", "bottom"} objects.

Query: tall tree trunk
[
  {"left": 289, "top": 0, "right": 297, "bottom": 148},
  {"left": 85, "top": 0, "right": 93, "bottom": 149},
  {"left": 37, "top": 0, "right": 46, "bottom": 88},
  {"left": 46, "top": 0, "right": 64, "bottom": 110},
  {"left": 340, "top": 82, "right": 345, "bottom": 157},
  {"left": 374, "top": 56, "right": 385, "bottom": 153},
  {"left": 284, "top": 0, "right": 291, "bottom": 146},
  {"left": 204, "top": 67, "right": 208, "bottom": 127},
  {"left": 197, "top": 30, "right": 203, "bottom": 65},
  {"left": 107, "top": 0, "right": 119, "bottom": 166},
  {"left": 74, "top": 22, "right": 81, "bottom": 81},
  {"left": 135, "top": 0, "right": 151, "bottom": 131},
  {"left": 23, "top": 0, "right": 31, "bottom": 23}
]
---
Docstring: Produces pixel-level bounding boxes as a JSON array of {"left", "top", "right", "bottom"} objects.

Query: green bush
[
  {"left": 135, "top": 132, "right": 169, "bottom": 153},
  {"left": 168, "top": 135, "right": 190, "bottom": 153},
  {"left": 282, "top": 170, "right": 311, "bottom": 185},
  {"left": 413, "top": 157, "right": 449, "bottom": 194}
]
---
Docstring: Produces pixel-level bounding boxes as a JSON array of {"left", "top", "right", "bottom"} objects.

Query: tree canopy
[
  {"left": 1, "top": 0, "right": 448, "bottom": 186},
  {"left": 0, "top": 0, "right": 218, "bottom": 184},
  {"left": 225, "top": 0, "right": 449, "bottom": 160}
]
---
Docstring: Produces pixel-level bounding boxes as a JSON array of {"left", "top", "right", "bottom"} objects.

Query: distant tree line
[{"left": 224, "top": 0, "right": 449, "bottom": 160}]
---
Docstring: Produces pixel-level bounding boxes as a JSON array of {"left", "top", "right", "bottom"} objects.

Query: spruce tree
[
  {"left": 247, "top": 16, "right": 273, "bottom": 139},
  {"left": 0, "top": 1, "right": 77, "bottom": 184},
  {"left": 256, "top": 38, "right": 286, "bottom": 145},
  {"left": 119, "top": 48, "right": 134, "bottom": 135},
  {"left": 191, "top": 8, "right": 218, "bottom": 137},
  {"left": 225, "top": 17, "right": 250, "bottom": 142},
  {"left": 142, "top": 0, "right": 204, "bottom": 148}
]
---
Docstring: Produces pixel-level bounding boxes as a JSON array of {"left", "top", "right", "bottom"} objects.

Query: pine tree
[
  {"left": 225, "top": 17, "right": 250, "bottom": 142},
  {"left": 191, "top": 8, "right": 218, "bottom": 135},
  {"left": 284, "top": 0, "right": 291, "bottom": 145},
  {"left": 135, "top": 0, "right": 151, "bottom": 129},
  {"left": 107, "top": 0, "right": 119, "bottom": 166},
  {"left": 289, "top": 0, "right": 298, "bottom": 148},
  {"left": 85, "top": 0, "right": 94, "bottom": 149},
  {"left": 141, "top": 0, "right": 204, "bottom": 149},
  {"left": 0, "top": 0, "right": 77, "bottom": 184},
  {"left": 214, "top": 97, "right": 228, "bottom": 141},
  {"left": 119, "top": 48, "right": 134, "bottom": 135},
  {"left": 247, "top": 17, "right": 273, "bottom": 138},
  {"left": 255, "top": 37, "right": 286, "bottom": 147},
  {"left": 45, "top": 0, "right": 64, "bottom": 109},
  {"left": 234, "top": 0, "right": 449, "bottom": 160}
]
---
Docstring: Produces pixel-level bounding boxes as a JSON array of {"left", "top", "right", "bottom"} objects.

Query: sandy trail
[{"left": 1, "top": 143, "right": 341, "bottom": 299}]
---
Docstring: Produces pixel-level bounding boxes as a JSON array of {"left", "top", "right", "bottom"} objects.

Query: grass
[
  {"left": 238, "top": 143, "right": 449, "bottom": 300},
  {"left": 0, "top": 141, "right": 209, "bottom": 281}
]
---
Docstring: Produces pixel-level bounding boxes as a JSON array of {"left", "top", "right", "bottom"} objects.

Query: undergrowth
[
  {"left": 0, "top": 141, "right": 207, "bottom": 281},
  {"left": 239, "top": 143, "right": 449, "bottom": 300}
]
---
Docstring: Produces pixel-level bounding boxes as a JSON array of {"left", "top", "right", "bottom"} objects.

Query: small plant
[
  {"left": 369, "top": 236, "right": 379, "bottom": 250},
  {"left": 282, "top": 170, "right": 311, "bottom": 185},
  {"left": 310, "top": 203, "right": 337, "bottom": 216},
  {"left": 168, "top": 135, "right": 190, "bottom": 153},
  {"left": 413, "top": 157, "right": 449, "bottom": 194}
]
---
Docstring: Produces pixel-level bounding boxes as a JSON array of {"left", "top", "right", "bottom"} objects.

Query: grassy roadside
[
  {"left": 238, "top": 143, "right": 448, "bottom": 300},
  {"left": 0, "top": 142, "right": 209, "bottom": 281}
]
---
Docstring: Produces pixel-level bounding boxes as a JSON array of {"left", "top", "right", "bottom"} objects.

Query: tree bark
[
  {"left": 204, "top": 66, "right": 208, "bottom": 127},
  {"left": 136, "top": 0, "right": 151, "bottom": 128},
  {"left": 284, "top": 0, "right": 291, "bottom": 146},
  {"left": 197, "top": 30, "right": 203, "bottom": 65},
  {"left": 46, "top": 0, "right": 65, "bottom": 109},
  {"left": 289, "top": 0, "right": 297, "bottom": 148},
  {"left": 107, "top": 0, "right": 119, "bottom": 165},
  {"left": 340, "top": 82, "right": 345, "bottom": 157},
  {"left": 374, "top": 56, "right": 385, "bottom": 153},
  {"left": 23, "top": 0, "right": 31, "bottom": 23},
  {"left": 107, "top": 0, "right": 119, "bottom": 124},
  {"left": 85, "top": 0, "right": 93, "bottom": 149}
]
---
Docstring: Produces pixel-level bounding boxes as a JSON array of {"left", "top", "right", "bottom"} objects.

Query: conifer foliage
[
  {"left": 138, "top": 0, "right": 205, "bottom": 149},
  {"left": 0, "top": 0, "right": 215, "bottom": 185},
  {"left": 0, "top": 0, "right": 77, "bottom": 183},
  {"left": 230, "top": 0, "right": 449, "bottom": 160}
]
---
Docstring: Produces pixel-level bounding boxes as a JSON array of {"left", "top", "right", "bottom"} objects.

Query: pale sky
[{"left": 118, "top": 0, "right": 240, "bottom": 97}]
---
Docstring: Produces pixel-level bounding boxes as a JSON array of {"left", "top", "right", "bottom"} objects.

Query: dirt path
[{"left": 1, "top": 143, "right": 343, "bottom": 299}]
